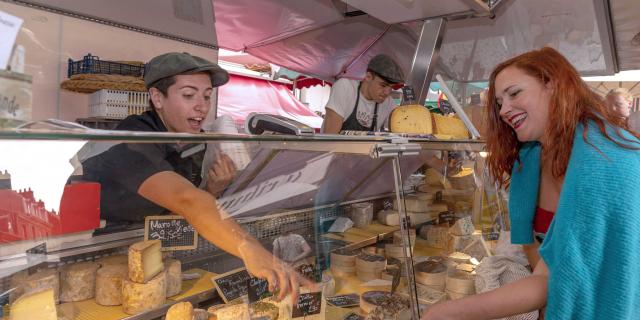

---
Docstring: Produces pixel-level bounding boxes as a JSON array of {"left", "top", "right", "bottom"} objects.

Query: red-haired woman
[{"left": 422, "top": 47, "right": 640, "bottom": 319}]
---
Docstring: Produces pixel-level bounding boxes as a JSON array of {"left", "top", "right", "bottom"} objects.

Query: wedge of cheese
[
  {"left": 128, "top": 240, "right": 164, "bottom": 283},
  {"left": 390, "top": 105, "right": 433, "bottom": 134},
  {"left": 433, "top": 113, "right": 469, "bottom": 139},
  {"left": 10, "top": 288, "right": 57, "bottom": 320}
]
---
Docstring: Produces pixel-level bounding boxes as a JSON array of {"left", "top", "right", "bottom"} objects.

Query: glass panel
[{"left": 393, "top": 144, "right": 506, "bottom": 316}]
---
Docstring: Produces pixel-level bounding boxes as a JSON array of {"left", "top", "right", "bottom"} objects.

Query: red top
[{"left": 534, "top": 207, "right": 555, "bottom": 234}]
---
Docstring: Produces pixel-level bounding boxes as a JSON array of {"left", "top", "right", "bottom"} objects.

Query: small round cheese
[
  {"left": 95, "top": 264, "right": 128, "bottom": 306},
  {"left": 165, "top": 301, "right": 193, "bottom": 320},
  {"left": 60, "top": 261, "right": 100, "bottom": 302}
]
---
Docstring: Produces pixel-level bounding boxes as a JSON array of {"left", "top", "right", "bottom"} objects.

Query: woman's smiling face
[{"left": 495, "top": 66, "right": 554, "bottom": 143}]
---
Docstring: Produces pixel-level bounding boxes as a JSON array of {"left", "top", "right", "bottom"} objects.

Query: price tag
[
  {"left": 292, "top": 292, "right": 322, "bottom": 318},
  {"left": 247, "top": 277, "right": 271, "bottom": 303},
  {"left": 401, "top": 86, "right": 416, "bottom": 105},
  {"left": 144, "top": 215, "right": 197, "bottom": 250},
  {"left": 211, "top": 268, "right": 251, "bottom": 303}
]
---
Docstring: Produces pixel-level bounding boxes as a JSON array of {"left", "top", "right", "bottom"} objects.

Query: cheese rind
[
  {"left": 60, "top": 261, "right": 100, "bottom": 302},
  {"left": 165, "top": 258, "right": 182, "bottom": 297},
  {"left": 122, "top": 269, "right": 167, "bottom": 315},
  {"left": 23, "top": 269, "right": 60, "bottom": 304},
  {"left": 95, "top": 264, "right": 128, "bottom": 306},
  {"left": 10, "top": 288, "right": 58, "bottom": 320},
  {"left": 389, "top": 105, "right": 433, "bottom": 134},
  {"left": 128, "top": 240, "right": 164, "bottom": 283},
  {"left": 165, "top": 301, "right": 193, "bottom": 320}
]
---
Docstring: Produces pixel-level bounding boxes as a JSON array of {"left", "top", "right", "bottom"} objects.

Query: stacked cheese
[
  {"left": 330, "top": 248, "right": 360, "bottom": 278},
  {"left": 122, "top": 240, "right": 167, "bottom": 315},
  {"left": 418, "top": 224, "right": 449, "bottom": 249},
  {"left": 355, "top": 254, "right": 387, "bottom": 282},
  {"left": 445, "top": 269, "right": 476, "bottom": 300},
  {"left": 378, "top": 193, "right": 446, "bottom": 227}
]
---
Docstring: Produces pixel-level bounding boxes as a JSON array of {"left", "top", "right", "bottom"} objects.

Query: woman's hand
[
  {"left": 206, "top": 153, "right": 236, "bottom": 197},
  {"left": 238, "top": 240, "right": 314, "bottom": 304}
]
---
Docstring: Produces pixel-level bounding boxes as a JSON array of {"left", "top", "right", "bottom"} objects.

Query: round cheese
[
  {"left": 60, "top": 261, "right": 100, "bottom": 302},
  {"left": 23, "top": 268, "right": 60, "bottom": 304},
  {"left": 122, "top": 269, "right": 167, "bottom": 315},
  {"left": 414, "top": 260, "right": 447, "bottom": 291},
  {"left": 165, "top": 258, "right": 182, "bottom": 297},
  {"left": 445, "top": 270, "right": 475, "bottom": 295},
  {"left": 355, "top": 254, "right": 386, "bottom": 272},
  {"left": 10, "top": 288, "right": 57, "bottom": 320},
  {"left": 330, "top": 248, "right": 360, "bottom": 267},
  {"left": 165, "top": 301, "right": 193, "bottom": 320},
  {"left": 389, "top": 105, "right": 433, "bottom": 134},
  {"left": 95, "top": 264, "right": 128, "bottom": 306}
]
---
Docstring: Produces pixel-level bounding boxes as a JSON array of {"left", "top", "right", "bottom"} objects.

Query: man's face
[
  {"left": 150, "top": 73, "right": 213, "bottom": 133},
  {"left": 607, "top": 94, "right": 631, "bottom": 118},
  {"left": 364, "top": 72, "right": 394, "bottom": 103}
]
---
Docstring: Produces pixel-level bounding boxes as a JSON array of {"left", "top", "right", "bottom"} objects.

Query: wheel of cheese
[
  {"left": 330, "top": 248, "right": 360, "bottom": 267},
  {"left": 448, "top": 167, "right": 476, "bottom": 189},
  {"left": 329, "top": 266, "right": 356, "bottom": 278},
  {"left": 356, "top": 270, "right": 382, "bottom": 282},
  {"left": 392, "top": 230, "right": 416, "bottom": 246},
  {"left": 23, "top": 268, "right": 60, "bottom": 304},
  {"left": 384, "top": 244, "right": 413, "bottom": 260},
  {"left": 414, "top": 260, "right": 446, "bottom": 291},
  {"left": 98, "top": 255, "right": 128, "bottom": 267},
  {"left": 10, "top": 288, "right": 57, "bottom": 320},
  {"left": 165, "top": 258, "right": 182, "bottom": 297},
  {"left": 165, "top": 301, "right": 193, "bottom": 320},
  {"left": 208, "top": 301, "right": 250, "bottom": 320},
  {"left": 60, "top": 261, "right": 100, "bottom": 302},
  {"left": 122, "top": 269, "right": 167, "bottom": 315},
  {"left": 355, "top": 254, "right": 386, "bottom": 273},
  {"left": 419, "top": 225, "right": 449, "bottom": 249},
  {"left": 445, "top": 270, "right": 475, "bottom": 295},
  {"left": 389, "top": 104, "right": 433, "bottom": 134},
  {"left": 446, "top": 290, "right": 472, "bottom": 300},
  {"left": 193, "top": 308, "right": 210, "bottom": 320},
  {"left": 448, "top": 252, "right": 472, "bottom": 264},
  {"left": 95, "top": 264, "right": 128, "bottom": 306}
]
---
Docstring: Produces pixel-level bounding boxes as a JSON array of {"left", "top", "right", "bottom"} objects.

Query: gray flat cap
[
  {"left": 367, "top": 54, "right": 405, "bottom": 84},
  {"left": 144, "top": 52, "right": 229, "bottom": 88}
]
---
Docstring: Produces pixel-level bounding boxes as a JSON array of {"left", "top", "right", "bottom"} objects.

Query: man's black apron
[{"left": 340, "top": 82, "right": 379, "bottom": 132}]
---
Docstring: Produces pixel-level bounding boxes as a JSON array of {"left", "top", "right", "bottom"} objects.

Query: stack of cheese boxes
[{"left": 8, "top": 239, "right": 182, "bottom": 319}]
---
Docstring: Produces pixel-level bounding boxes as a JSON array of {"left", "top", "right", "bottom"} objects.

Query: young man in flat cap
[
  {"left": 82, "top": 52, "right": 308, "bottom": 301},
  {"left": 322, "top": 54, "right": 405, "bottom": 133}
]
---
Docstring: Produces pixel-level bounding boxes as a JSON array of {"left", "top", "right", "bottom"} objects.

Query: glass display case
[{"left": 0, "top": 129, "right": 502, "bottom": 319}]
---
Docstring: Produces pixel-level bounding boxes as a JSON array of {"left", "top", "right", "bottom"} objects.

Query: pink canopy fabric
[{"left": 217, "top": 74, "right": 324, "bottom": 129}]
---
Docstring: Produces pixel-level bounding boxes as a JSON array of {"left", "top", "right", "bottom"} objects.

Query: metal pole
[
  {"left": 406, "top": 18, "right": 446, "bottom": 105},
  {"left": 391, "top": 156, "right": 420, "bottom": 319}
]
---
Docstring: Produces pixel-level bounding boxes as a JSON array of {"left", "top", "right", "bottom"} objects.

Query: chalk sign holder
[
  {"left": 144, "top": 215, "right": 198, "bottom": 251},
  {"left": 211, "top": 267, "right": 251, "bottom": 303}
]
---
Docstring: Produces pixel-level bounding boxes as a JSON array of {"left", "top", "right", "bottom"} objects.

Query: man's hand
[
  {"left": 206, "top": 153, "right": 236, "bottom": 197},
  {"left": 238, "top": 240, "right": 315, "bottom": 304}
]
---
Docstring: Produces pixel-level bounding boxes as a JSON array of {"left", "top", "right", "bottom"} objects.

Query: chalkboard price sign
[
  {"left": 438, "top": 211, "right": 456, "bottom": 226},
  {"left": 326, "top": 294, "right": 359, "bottom": 308},
  {"left": 144, "top": 215, "right": 198, "bottom": 251},
  {"left": 292, "top": 292, "right": 322, "bottom": 318},
  {"left": 248, "top": 277, "right": 271, "bottom": 303},
  {"left": 211, "top": 268, "right": 251, "bottom": 303}
]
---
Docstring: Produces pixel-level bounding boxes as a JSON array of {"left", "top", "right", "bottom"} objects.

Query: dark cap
[
  {"left": 144, "top": 52, "right": 229, "bottom": 88},
  {"left": 367, "top": 54, "right": 405, "bottom": 84}
]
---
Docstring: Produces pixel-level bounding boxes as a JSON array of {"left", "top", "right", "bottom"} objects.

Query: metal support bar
[
  {"left": 406, "top": 18, "right": 446, "bottom": 106},
  {"left": 371, "top": 143, "right": 421, "bottom": 158},
  {"left": 391, "top": 156, "right": 420, "bottom": 319}
]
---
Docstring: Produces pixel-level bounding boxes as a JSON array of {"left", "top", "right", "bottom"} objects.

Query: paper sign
[{"left": 0, "top": 11, "right": 23, "bottom": 70}]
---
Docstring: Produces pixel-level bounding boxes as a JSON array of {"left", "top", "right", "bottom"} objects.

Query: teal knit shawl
[{"left": 509, "top": 122, "right": 640, "bottom": 319}]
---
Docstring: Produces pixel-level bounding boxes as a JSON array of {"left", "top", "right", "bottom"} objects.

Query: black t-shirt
[{"left": 81, "top": 110, "right": 204, "bottom": 222}]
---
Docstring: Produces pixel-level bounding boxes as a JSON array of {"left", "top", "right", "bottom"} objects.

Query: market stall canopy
[
  {"left": 217, "top": 74, "right": 323, "bottom": 129},
  {"left": 213, "top": 0, "right": 640, "bottom": 82}
]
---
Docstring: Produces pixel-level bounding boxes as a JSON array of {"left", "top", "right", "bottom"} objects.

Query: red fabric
[
  {"left": 534, "top": 207, "right": 555, "bottom": 234},
  {"left": 217, "top": 74, "right": 323, "bottom": 129},
  {"left": 285, "top": 77, "right": 332, "bottom": 90}
]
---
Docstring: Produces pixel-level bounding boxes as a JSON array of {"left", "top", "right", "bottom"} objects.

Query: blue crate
[{"left": 67, "top": 54, "right": 144, "bottom": 78}]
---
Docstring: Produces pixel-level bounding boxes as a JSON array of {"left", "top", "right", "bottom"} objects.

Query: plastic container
[
  {"left": 67, "top": 54, "right": 144, "bottom": 78},
  {"left": 88, "top": 89, "right": 149, "bottom": 119}
]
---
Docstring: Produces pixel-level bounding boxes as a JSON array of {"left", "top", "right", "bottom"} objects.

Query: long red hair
[{"left": 485, "top": 47, "right": 640, "bottom": 187}]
